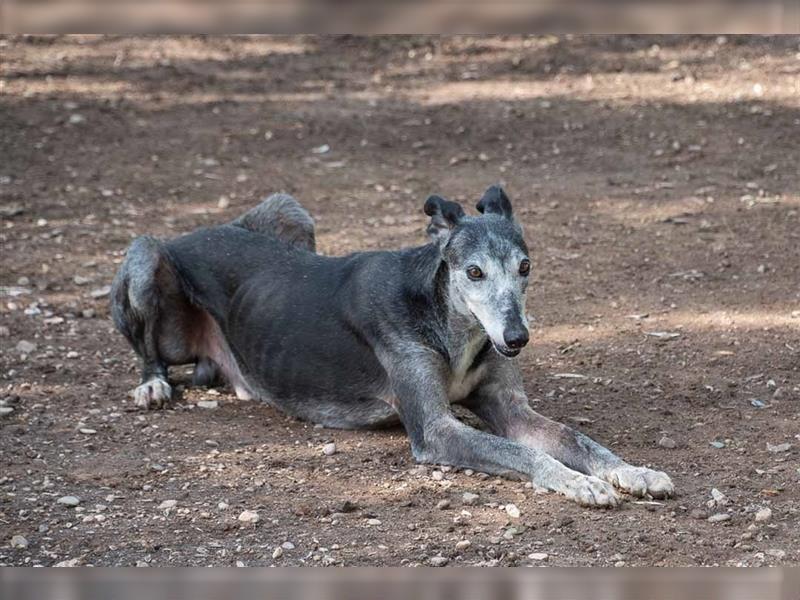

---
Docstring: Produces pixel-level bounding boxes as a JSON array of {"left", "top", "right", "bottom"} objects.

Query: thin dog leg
[
  {"left": 466, "top": 382, "right": 674, "bottom": 499},
  {"left": 390, "top": 355, "right": 620, "bottom": 507}
]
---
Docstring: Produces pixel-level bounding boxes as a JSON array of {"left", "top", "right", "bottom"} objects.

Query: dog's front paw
[
  {"left": 607, "top": 465, "right": 674, "bottom": 499},
  {"left": 562, "top": 474, "right": 621, "bottom": 508},
  {"left": 133, "top": 377, "right": 172, "bottom": 410}
]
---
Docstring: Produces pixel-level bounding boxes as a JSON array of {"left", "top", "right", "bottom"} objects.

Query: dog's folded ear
[
  {"left": 424, "top": 195, "right": 465, "bottom": 246},
  {"left": 476, "top": 185, "right": 514, "bottom": 220}
]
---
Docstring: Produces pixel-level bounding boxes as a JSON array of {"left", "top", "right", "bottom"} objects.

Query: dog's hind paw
[
  {"left": 562, "top": 474, "right": 621, "bottom": 508},
  {"left": 608, "top": 465, "right": 675, "bottom": 499},
  {"left": 133, "top": 377, "right": 172, "bottom": 410}
]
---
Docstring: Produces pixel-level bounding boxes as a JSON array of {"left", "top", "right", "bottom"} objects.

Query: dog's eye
[
  {"left": 519, "top": 259, "right": 531, "bottom": 276},
  {"left": 466, "top": 266, "right": 484, "bottom": 281}
]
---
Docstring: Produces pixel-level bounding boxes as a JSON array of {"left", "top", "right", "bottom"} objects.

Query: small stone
[
  {"left": 766, "top": 442, "right": 791, "bottom": 453},
  {"left": 272, "top": 547, "right": 283, "bottom": 559},
  {"left": 79, "top": 428, "right": 97, "bottom": 435},
  {"left": 710, "top": 488, "right": 728, "bottom": 506},
  {"left": 710, "top": 440, "right": 726, "bottom": 449},
  {"left": 455, "top": 540, "right": 471, "bottom": 552},
  {"left": 505, "top": 503, "right": 521, "bottom": 519},
  {"left": 436, "top": 499, "right": 451, "bottom": 510},
  {"left": 754, "top": 507, "right": 772, "bottom": 522},
  {"left": 197, "top": 400, "right": 218, "bottom": 409},
  {"left": 658, "top": 436, "right": 677, "bottom": 449},
  {"left": 462, "top": 492, "right": 480, "bottom": 506},
  {"left": 238, "top": 510, "right": 259, "bottom": 524},
  {"left": 431, "top": 470, "right": 444, "bottom": 481},
  {"left": 0, "top": 326, "right": 9, "bottom": 337},
  {"left": 322, "top": 442, "right": 336, "bottom": 456},
  {"left": 81, "top": 308, "right": 96, "bottom": 319},
  {"left": 428, "top": 555, "right": 449, "bottom": 567},
  {"left": 708, "top": 513, "right": 731, "bottom": 523},
  {"left": 158, "top": 499, "right": 177, "bottom": 510},
  {"left": 614, "top": 560, "right": 626, "bottom": 567},
  {"left": 73, "top": 275, "right": 91, "bottom": 286},
  {"left": 766, "top": 549, "right": 786, "bottom": 560},
  {"left": 690, "top": 509, "right": 708, "bottom": 520},
  {"left": 528, "top": 552, "right": 549, "bottom": 561},
  {"left": 281, "top": 541, "right": 295, "bottom": 550},
  {"left": 89, "top": 286, "right": 111, "bottom": 298},
  {"left": 0, "top": 407, "right": 13, "bottom": 417},
  {"left": 69, "top": 113, "right": 86, "bottom": 124},
  {"left": 11, "top": 534, "right": 28, "bottom": 549},
  {"left": 367, "top": 518, "right": 381, "bottom": 526},
  {"left": 16, "top": 340, "right": 37, "bottom": 354},
  {"left": 57, "top": 495, "right": 80, "bottom": 507},
  {"left": 218, "top": 501, "right": 229, "bottom": 510},
  {"left": 55, "top": 558, "right": 82, "bottom": 567}
]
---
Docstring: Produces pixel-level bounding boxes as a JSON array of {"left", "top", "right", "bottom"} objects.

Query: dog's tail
[{"left": 231, "top": 193, "right": 316, "bottom": 252}]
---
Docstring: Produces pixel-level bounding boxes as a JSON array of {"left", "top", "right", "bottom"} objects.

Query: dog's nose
[{"left": 504, "top": 328, "right": 530, "bottom": 350}]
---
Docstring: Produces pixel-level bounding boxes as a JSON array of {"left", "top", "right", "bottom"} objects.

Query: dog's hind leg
[
  {"left": 231, "top": 193, "right": 316, "bottom": 252},
  {"left": 111, "top": 236, "right": 196, "bottom": 409}
]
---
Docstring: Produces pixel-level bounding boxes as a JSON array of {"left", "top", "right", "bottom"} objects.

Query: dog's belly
[{"left": 223, "top": 278, "right": 398, "bottom": 429}]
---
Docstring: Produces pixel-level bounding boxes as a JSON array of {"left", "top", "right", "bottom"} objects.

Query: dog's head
[{"left": 424, "top": 185, "right": 531, "bottom": 357}]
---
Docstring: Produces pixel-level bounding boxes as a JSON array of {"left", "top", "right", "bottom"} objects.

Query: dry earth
[{"left": 1, "top": 35, "right": 799, "bottom": 566}]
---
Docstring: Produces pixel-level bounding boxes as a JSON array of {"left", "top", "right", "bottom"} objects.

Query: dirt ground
[{"left": 1, "top": 35, "right": 799, "bottom": 567}]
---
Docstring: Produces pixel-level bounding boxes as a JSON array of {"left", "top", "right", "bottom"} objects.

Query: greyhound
[{"left": 110, "top": 186, "right": 674, "bottom": 507}]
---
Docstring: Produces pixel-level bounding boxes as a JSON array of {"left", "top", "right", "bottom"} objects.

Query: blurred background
[{"left": 0, "top": 35, "right": 799, "bottom": 568}]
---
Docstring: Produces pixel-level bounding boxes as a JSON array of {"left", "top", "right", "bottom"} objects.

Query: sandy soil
[{"left": 1, "top": 35, "right": 799, "bottom": 566}]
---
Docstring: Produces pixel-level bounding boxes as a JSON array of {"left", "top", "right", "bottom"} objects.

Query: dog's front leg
[
  {"left": 389, "top": 355, "right": 620, "bottom": 507},
  {"left": 465, "top": 380, "right": 674, "bottom": 499}
]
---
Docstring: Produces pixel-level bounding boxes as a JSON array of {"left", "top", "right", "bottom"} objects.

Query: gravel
[
  {"left": 428, "top": 555, "right": 449, "bottom": 567},
  {"left": 505, "top": 503, "right": 521, "bottom": 519},
  {"left": 528, "top": 552, "right": 549, "bottom": 562},
  {"left": 322, "top": 442, "right": 337, "bottom": 456},
  {"left": 57, "top": 495, "right": 80, "bottom": 507},
  {"left": 708, "top": 513, "right": 731, "bottom": 523},
  {"left": 11, "top": 535, "right": 28, "bottom": 549},
  {"left": 462, "top": 492, "right": 480, "bottom": 506},
  {"left": 238, "top": 510, "right": 259, "bottom": 524},
  {"left": 158, "top": 499, "right": 177, "bottom": 510},
  {"left": 754, "top": 507, "right": 772, "bottom": 522}
]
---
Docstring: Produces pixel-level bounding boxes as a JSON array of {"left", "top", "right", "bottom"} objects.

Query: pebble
[
  {"left": 658, "top": 436, "right": 677, "bottom": 449},
  {"left": 436, "top": 499, "right": 451, "bottom": 510},
  {"left": 431, "top": 470, "right": 444, "bottom": 481},
  {"left": 505, "top": 503, "right": 521, "bottom": 519},
  {"left": 428, "top": 556, "right": 449, "bottom": 567},
  {"left": 57, "top": 495, "right": 80, "bottom": 507},
  {"left": 217, "top": 501, "right": 229, "bottom": 510},
  {"left": 710, "top": 440, "right": 726, "bottom": 449},
  {"left": 238, "top": 510, "right": 259, "bottom": 524},
  {"left": 766, "top": 549, "right": 786, "bottom": 560},
  {"left": 367, "top": 518, "right": 381, "bottom": 526},
  {"left": 16, "top": 340, "right": 37, "bottom": 354},
  {"left": 766, "top": 442, "right": 791, "bottom": 453},
  {"left": 11, "top": 534, "right": 28, "bottom": 549},
  {"left": 272, "top": 547, "right": 283, "bottom": 559},
  {"left": 197, "top": 400, "right": 218, "bottom": 409},
  {"left": 281, "top": 541, "right": 295, "bottom": 550},
  {"left": 322, "top": 442, "right": 337, "bottom": 456},
  {"left": 708, "top": 513, "right": 731, "bottom": 523},
  {"left": 159, "top": 499, "right": 177, "bottom": 510},
  {"left": 710, "top": 488, "right": 728, "bottom": 506},
  {"left": 754, "top": 507, "right": 772, "bottom": 522},
  {"left": 79, "top": 428, "right": 97, "bottom": 435},
  {"left": 89, "top": 286, "right": 111, "bottom": 298},
  {"left": 462, "top": 492, "right": 480, "bottom": 506},
  {"left": 455, "top": 540, "right": 471, "bottom": 552},
  {"left": 0, "top": 407, "right": 14, "bottom": 417},
  {"left": 690, "top": 509, "right": 708, "bottom": 520},
  {"left": 528, "top": 552, "right": 549, "bottom": 561}
]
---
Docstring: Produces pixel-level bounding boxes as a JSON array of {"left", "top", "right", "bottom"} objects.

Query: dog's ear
[
  {"left": 424, "top": 195, "right": 464, "bottom": 246},
  {"left": 476, "top": 185, "right": 513, "bottom": 220}
]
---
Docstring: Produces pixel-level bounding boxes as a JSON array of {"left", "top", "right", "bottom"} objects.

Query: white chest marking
[{"left": 447, "top": 332, "right": 488, "bottom": 402}]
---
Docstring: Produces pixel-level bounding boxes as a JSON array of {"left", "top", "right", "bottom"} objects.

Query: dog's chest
[{"left": 447, "top": 330, "right": 488, "bottom": 402}]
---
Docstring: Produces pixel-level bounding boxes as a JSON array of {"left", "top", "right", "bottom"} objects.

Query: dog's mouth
[{"left": 492, "top": 343, "right": 522, "bottom": 358}]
